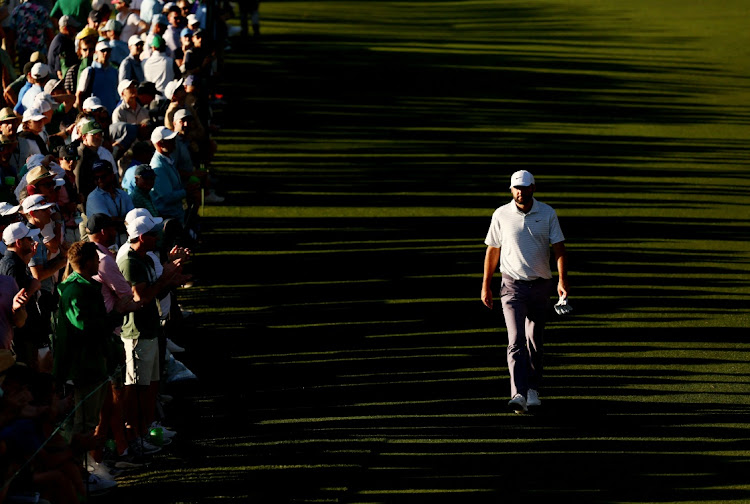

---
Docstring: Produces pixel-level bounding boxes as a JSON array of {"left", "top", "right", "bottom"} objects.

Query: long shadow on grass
[{"left": 132, "top": 1, "right": 750, "bottom": 502}]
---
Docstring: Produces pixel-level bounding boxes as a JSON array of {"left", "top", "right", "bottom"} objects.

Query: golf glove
[{"left": 554, "top": 295, "right": 573, "bottom": 316}]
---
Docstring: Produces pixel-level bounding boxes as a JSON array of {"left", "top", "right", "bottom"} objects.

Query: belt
[{"left": 502, "top": 274, "right": 548, "bottom": 285}]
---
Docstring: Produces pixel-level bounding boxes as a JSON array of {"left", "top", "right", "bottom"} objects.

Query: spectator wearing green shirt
[{"left": 53, "top": 241, "right": 125, "bottom": 436}]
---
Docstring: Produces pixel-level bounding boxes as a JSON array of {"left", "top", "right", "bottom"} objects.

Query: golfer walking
[{"left": 481, "top": 170, "right": 568, "bottom": 413}]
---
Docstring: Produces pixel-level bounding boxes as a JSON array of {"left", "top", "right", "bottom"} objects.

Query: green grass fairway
[{"left": 113, "top": 1, "right": 749, "bottom": 502}]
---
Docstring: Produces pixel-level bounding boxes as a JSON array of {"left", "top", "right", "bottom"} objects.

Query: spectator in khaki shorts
[{"left": 117, "top": 213, "right": 187, "bottom": 451}]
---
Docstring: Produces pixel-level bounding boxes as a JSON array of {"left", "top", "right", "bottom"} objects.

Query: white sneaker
[
  {"left": 151, "top": 421, "right": 177, "bottom": 440},
  {"left": 204, "top": 191, "right": 225, "bottom": 203},
  {"left": 508, "top": 394, "right": 528, "bottom": 413},
  {"left": 86, "top": 473, "right": 118, "bottom": 495},
  {"left": 527, "top": 389, "right": 542, "bottom": 407}
]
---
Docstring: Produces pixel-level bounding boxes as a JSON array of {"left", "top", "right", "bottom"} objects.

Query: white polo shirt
[{"left": 484, "top": 198, "right": 565, "bottom": 281}]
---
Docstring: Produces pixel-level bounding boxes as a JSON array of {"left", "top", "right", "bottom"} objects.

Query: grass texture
[{"left": 113, "top": 1, "right": 750, "bottom": 502}]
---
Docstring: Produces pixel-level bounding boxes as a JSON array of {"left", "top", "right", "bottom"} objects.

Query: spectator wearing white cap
[
  {"left": 18, "top": 108, "right": 50, "bottom": 161},
  {"left": 0, "top": 210, "right": 30, "bottom": 350},
  {"left": 0, "top": 203, "right": 21, "bottom": 256},
  {"left": 142, "top": 34, "right": 177, "bottom": 94},
  {"left": 172, "top": 107, "right": 222, "bottom": 205},
  {"left": 0, "top": 220, "right": 43, "bottom": 368},
  {"left": 119, "top": 35, "right": 146, "bottom": 84},
  {"left": 117, "top": 210, "right": 186, "bottom": 448},
  {"left": 150, "top": 126, "right": 195, "bottom": 223},
  {"left": 48, "top": 16, "right": 81, "bottom": 80},
  {"left": 76, "top": 41, "right": 120, "bottom": 114},
  {"left": 21, "top": 195, "right": 67, "bottom": 283},
  {"left": 102, "top": 18, "right": 130, "bottom": 66},
  {"left": 22, "top": 194, "right": 68, "bottom": 351},
  {"left": 113, "top": 80, "right": 149, "bottom": 125},
  {"left": 19, "top": 63, "right": 51, "bottom": 114},
  {"left": 114, "top": 0, "right": 148, "bottom": 42}
]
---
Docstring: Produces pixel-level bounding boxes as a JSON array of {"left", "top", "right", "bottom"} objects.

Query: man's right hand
[{"left": 481, "top": 286, "right": 493, "bottom": 309}]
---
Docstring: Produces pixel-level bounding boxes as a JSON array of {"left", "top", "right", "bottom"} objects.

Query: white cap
[
  {"left": 128, "top": 34, "right": 144, "bottom": 47},
  {"left": 22, "top": 108, "right": 45, "bottom": 122},
  {"left": 150, "top": 126, "right": 178, "bottom": 145},
  {"left": 31, "top": 62, "right": 50, "bottom": 79},
  {"left": 34, "top": 92, "right": 57, "bottom": 108},
  {"left": 58, "top": 15, "right": 80, "bottom": 28},
  {"left": 187, "top": 14, "right": 198, "bottom": 26},
  {"left": 118, "top": 79, "right": 135, "bottom": 96},
  {"left": 173, "top": 108, "right": 192, "bottom": 122},
  {"left": 35, "top": 100, "right": 52, "bottom": 113},
  {"left": 103, "top": 18, "right": 117, "bottom": 31},
  {"left": 0, "top": 202, "right": 20, "bottom": 216},
  {"left": 126, "top": 215, "right": 163, "bottom": 240},
  {"left": 163, "top": 78, "right": 184, "bottom": 100},
  {"left": 82, "top": 96, "right": 104, "bottom": 111},
  {"left": 91, "top": 0, "right": 107, "bottom": 10},
  {"left": 21, "top": 194, "right": 55, "bottom": 213},
  {"left": 509, "top": 170, "right": 535, "bottom": 189},
  {"left": 2, "top": 222, "right": 40, "bottom": 245},
  {"left": 95, "top": 40, "right": 110, "bottom": 52},
  {"left": 125, "top": 207, "right": 153, "bottom": 223}
]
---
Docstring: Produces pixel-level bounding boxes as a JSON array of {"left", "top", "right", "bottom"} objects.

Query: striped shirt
[{"left": 484, "top": 198, "right": 565, "bottom": 281}]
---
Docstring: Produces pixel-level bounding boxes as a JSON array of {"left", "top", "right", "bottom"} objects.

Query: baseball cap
[
  {"left": 59, "top": 15, "right": 81, "bottom": 29},
  {"left": 92, "top": 159, "right": 113, "bottom": 173},
  {"left": 118, "top": 79, "right": 136, "bottom": 96},
  {"left": 150, "top": 126, "right": 177, "bottom": 144},
  {"left": 82, "top": 96, "right": 104, "bottom": 111},
  {"left": 186, "top": 14, "right": 199, "bottom": 26},
  {"left": 21, "top": 194, "right": 54, "bottom": 213},
  {"left": 180, "top": 27, "right": 193, "bottom": 38},
  {"left": 163, "top": 79, "right": 184, "bottom": 100},
  {"left": 148, "top": 34, "right": 165, "bottom": 49},
  {"left": 86, "top": 213, "right": 115, "bottom": 234},
  {"left": 0, "top": 202, "right": 20, "bottom": 216},
  {"left": 509, "top": 170, "right": 535, "bottom": 189},
  {"left": 30, "top": 63, "right": 50, "bottom": 80},
  {"left": 22, "top": 108, "right": 45, "bottom": 123},
  {"left": 76, "top": 26, "right": 99, "bottom": 40},
  {"left": 134, "top": 164, "right": 156, "bottom": 178},
  {"left": 173, "top": 108, "right": 192, "bottom": 123},
  {"left": 79, "top": 120, "right": 103, "bottom": 136},
  {"left": 2, "top": 222, "right": 40, "bottom": 245},
  {"left": 126, "top": 207, "right": 153, "bottom": 223},
  {"left": 128, "top": 34, "right": 144, "bottom": 47},
  {"left": 127, "top": 215, "right": 163, "bottom": 240},
  {"left": 95, "top": 41, "right": 111, "bottom": 52}
]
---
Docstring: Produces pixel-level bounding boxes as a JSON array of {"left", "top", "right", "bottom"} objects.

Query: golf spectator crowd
[{"left": 0, "top": 0, "right": 237, "bottom": 500}]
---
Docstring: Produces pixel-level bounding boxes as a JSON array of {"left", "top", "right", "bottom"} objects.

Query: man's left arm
[{"left": 552, "top": 242, "right": 568, "bottom": 298}]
